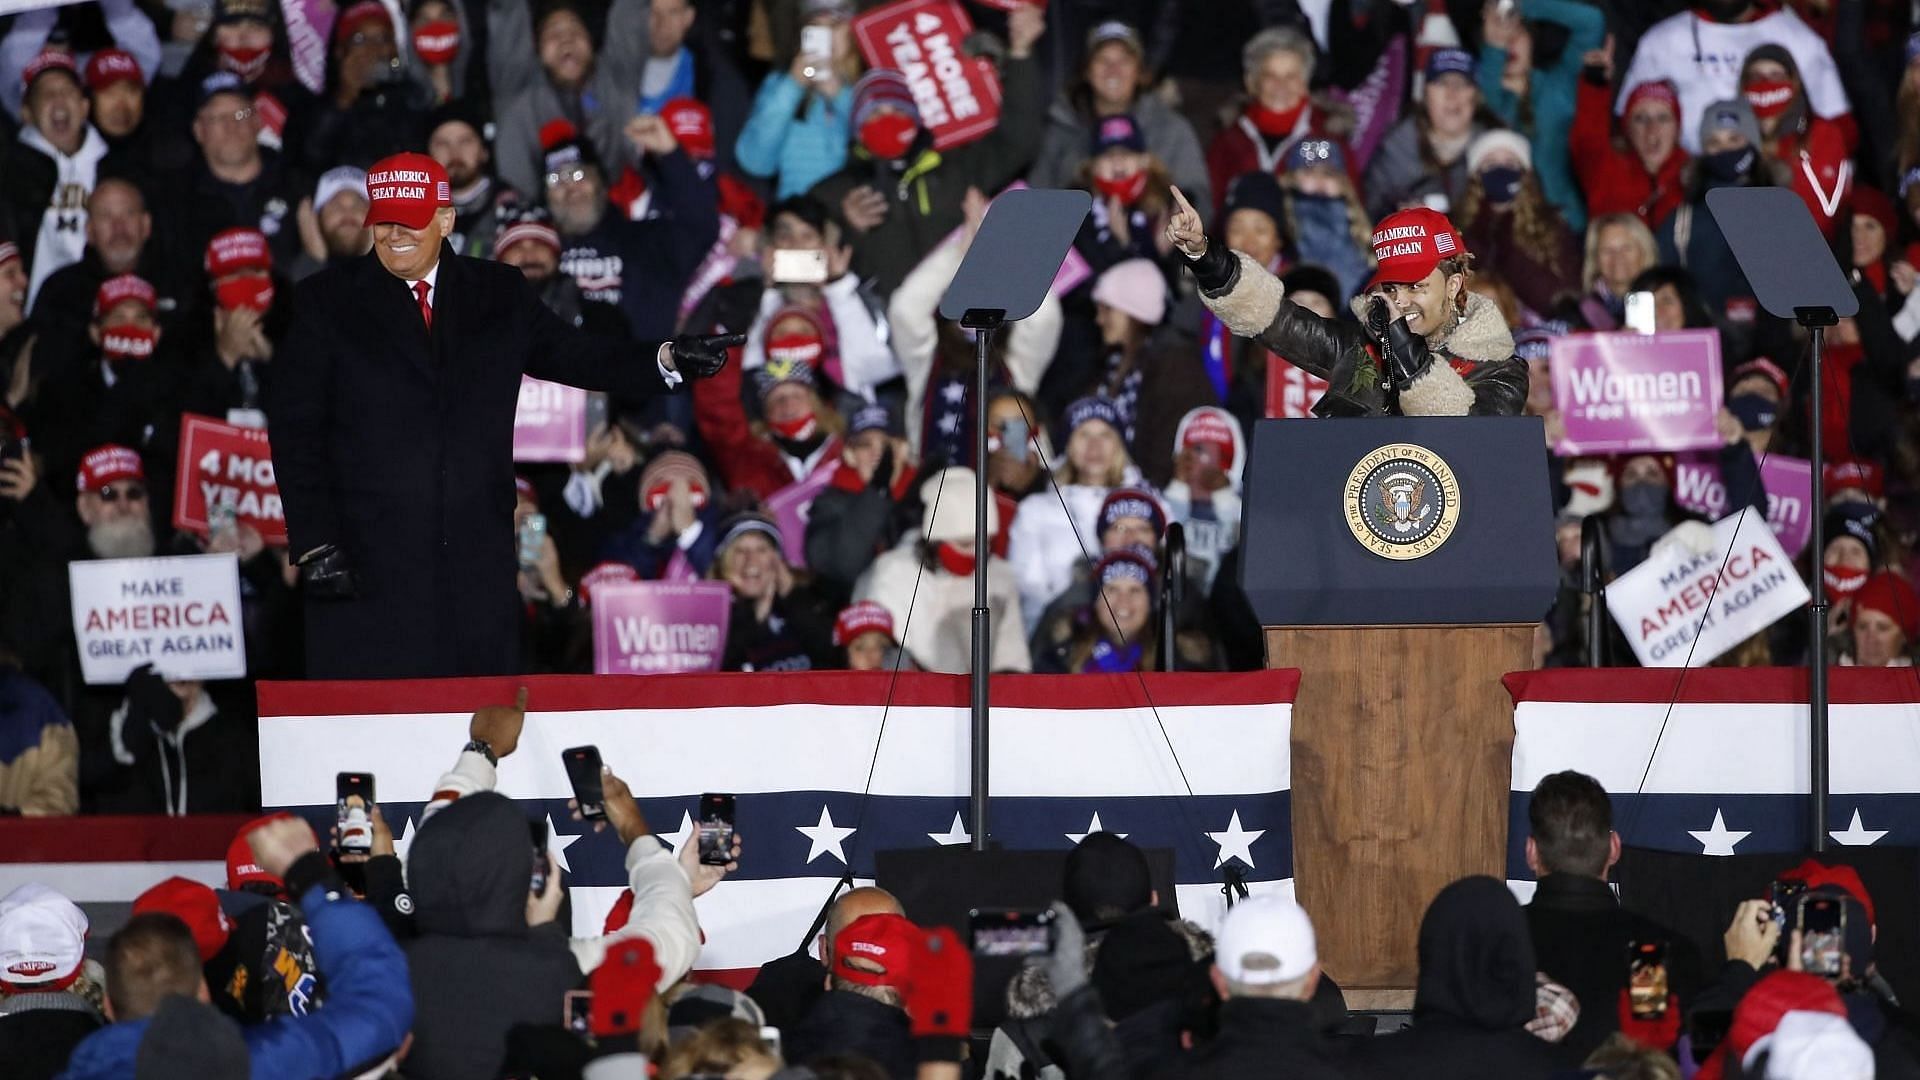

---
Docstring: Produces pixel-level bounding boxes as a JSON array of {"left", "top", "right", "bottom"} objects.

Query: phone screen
[
  {"left": 529, "top": 817, "right": 550, "bottom": 895},
  {"left": 1625, "top": 290, "right": 1657, "bottom": 334},
  {"left": 517, "top": 512, "right": 548, "bottom": 566},
  {"left": 336, "top": 773, "right": 375, "bottom": 854},
  {"left": 1798, "top": 896, "right": 1845, "bottom": 978},
  {"left": 969, "top": 908, "right": 1057, "bottom": 958},
  {"left": 563, "top": 746, "right": 606, "bottom": 820},
  {"left": 563, "top": 989, "right": 594, "bottom": 1035},
  {"left": 697, "top": 793, "right": 737, "bottom": 866},
  {"left": 1626, "top": 939, "right": 1669, "bottom": 1019},
  {"left": 800, "top": 24, "right": 832, "bottom": 61},
  {"left": 770, "top": 248, "right": 829, "bottom": 285}
]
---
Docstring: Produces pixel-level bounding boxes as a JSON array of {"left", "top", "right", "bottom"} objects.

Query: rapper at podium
[{"left": 1166, "top": 186, "right": 1526, "bottom": 418}]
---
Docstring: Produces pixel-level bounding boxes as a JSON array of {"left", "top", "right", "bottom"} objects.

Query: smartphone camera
[
  {"left": 335, "top": 773, "right": 375, "bottom": 855},
  {"left": 969, "top": 908, "right": 1057, "bottom": 958},
  {"left": 1797, "top": 895, "right": 1846, "bottom": 978},
  {"left": 564, "top": 746, "right": 606, "bottom": 821},
  {"left": 563, "top": 989, "right": 593, "bottom": 1035},
  {"left": 697, "top": 793, "right": 736, "bottom": 866},
  {"left": 529, "top": 817, "right": 551, "bottom": 896},
  {"left": 1626, "top": 939, "right": 1669, "bottom": 1020}
]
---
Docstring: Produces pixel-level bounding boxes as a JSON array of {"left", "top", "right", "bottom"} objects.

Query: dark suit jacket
[{"left": 267, "top": 246, "right": 671, "bottom": 678}]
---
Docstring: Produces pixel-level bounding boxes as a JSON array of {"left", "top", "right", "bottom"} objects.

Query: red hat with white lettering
[
  {"left": 333, "top": 0, "right": 392, "bottom": 41},
  {"left": 76, "top": 444, "right": 145, "bottom": 492},
  {"left": 226, "top": 814, "right": 294, "bottom": 893},
  {"left": 21, "top": 49, "right": 77, "bottom": 90},
  {"left": 93, "top": 273, "right": 157, "bottom": 319},
  {"left": 661, "top": 97, "right": 715, "bottom": 159},
  {"left": 834, "top": 600, "right": 895, "bottom": 646},
  {"left": 84, "top": 48, "right": 143, "bottom": 92},
  {"left": 205, "top": 227, "right": 272, "bottom": 277},
  {"left": 363, "top": 151, "right": 452, "bottom": 229},
  {"left": 579, "top": 561, "right": 640, "bottom": 605},
  {"left": 1366, "top": 207, "right": 1465, "bottom": 289},
  {"left": 832, "top": 912, "right": 918, "bottom": 989},
  {"left": 1824, "top": 459, "right": 1883, "bottom": 500}
]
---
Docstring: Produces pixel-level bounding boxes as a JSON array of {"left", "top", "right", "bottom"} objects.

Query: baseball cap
[
  {"left": 0, "top": 883, "right": 87, "bottom": 991},
  {"left": 1091, "top": 114, "right": 1147, "bottom": 156},
  {"left": 1726, "top": 971, "right": 1845, "bottom": 1068},
  {"left": 226, "top": 814, "right": 292, "bottom": 893},
  {"left": 1085, "top": 20, "right": 1143, "bottom": 58},
  {"left": 205, "top": 227, "right": 272, "bottom": 277},
  {"left": 661, "top": 97, "right": 715, "bottom": 159},
  {"left": 76, "top": 444, "right": 145, "bottom": 492},
  {"left": 314, "top": 165, "right": 368, "bottom": 213},
  {"left": 22, "top": 49, "right": 78, "bottom": 90},
  {"left": 1824, "top": 459, "right": 1883, "bottom": 500},
  {"left": 1179, "top": 406, "right": 1238, "bottom": 472},
  {"left": 1367, "top": 207, "right": 1465, "bottom": 289},
  {"left": 847, "top": 403, "right": 894, "bottom": 439},
  {"left": 132, "top": 877, "right": 232, "bottom": 962},
  {"left": 1213, "top": 894, "right": 1317, "bottom": 985},
  {"left": 1424, "top": 47, "right": 1476, "bottom": 84},
  {"left": 834, "top": 600, "right": 895, "bottom": 646},
  {"left": 832, "top": 912, "right": 918, "bottom": 988},
  {"left": 363, "top": 152, "right": 452, "bottom": 229},
  {"left": 578, "top": 561, "right": 640, "bottom": 606},
  {"left": 94, "top": 273, "right": 158, "bottom": 319},
  {"left": 84, "top": 48, "right": 143, "bottom": 92},
  {"left": 196, "top": 71, "right": 251, "bottom": 110}
]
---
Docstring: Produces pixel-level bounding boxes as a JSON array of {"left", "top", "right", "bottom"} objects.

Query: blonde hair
[
  {"left": 1581, "top": 213, "right": 1658, "bottom": 293},
  {"left": 1055, "top": 423, "right": 1133, "bottom": 488},
  {"left": 660, "top": 1018, "right": 781, "bottom": 1078}
]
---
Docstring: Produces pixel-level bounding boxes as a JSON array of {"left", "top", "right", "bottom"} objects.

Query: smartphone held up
[
  {"left": 565, "top": 745, "right": 606, "bottom": 821},
  {"left": 697, "top": 793, "right": 736, "bottom": 866},
  {"left": 335, "top": 772, "right": 375, "bottom": 855}
]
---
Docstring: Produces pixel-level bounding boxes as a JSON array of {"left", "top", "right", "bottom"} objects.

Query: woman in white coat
[{"left": 1007, "top": 396, "right": 1147, "bottom": 636}]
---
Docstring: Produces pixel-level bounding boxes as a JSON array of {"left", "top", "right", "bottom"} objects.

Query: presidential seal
[{"left": 1343, "top": 443, "right": 1462, "bottom": 560}]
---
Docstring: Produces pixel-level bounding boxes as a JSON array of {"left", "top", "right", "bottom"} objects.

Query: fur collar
[{"left": 1346, "top": 291, "right": 1515, "bottom": 363}]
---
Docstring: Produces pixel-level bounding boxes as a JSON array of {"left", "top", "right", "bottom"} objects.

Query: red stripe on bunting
[
  {"left": 0, "top": 814, "right": 254, "bottom": 863},
  {"left": 1503, "top": 667, "right": 1920, "bottom": 706},
  {"left": 257, "top": 670, "right": 1302, "bottom": 718}
]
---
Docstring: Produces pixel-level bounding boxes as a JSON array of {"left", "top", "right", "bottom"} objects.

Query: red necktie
[{"left": 413, "top": 279, "right": 433, "bottom": 331}]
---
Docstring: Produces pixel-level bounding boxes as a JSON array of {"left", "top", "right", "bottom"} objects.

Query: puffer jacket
[{"left": 1185, "top": 244, "right": 1528, "bottom": 418}]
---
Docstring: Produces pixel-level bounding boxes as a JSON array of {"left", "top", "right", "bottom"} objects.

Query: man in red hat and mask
[
  {"left": 269, "top": 152, "right": 740, "bottom": 678},
  {"left": 1166, "top": 186, "right": 1526, "bottom": 417}
]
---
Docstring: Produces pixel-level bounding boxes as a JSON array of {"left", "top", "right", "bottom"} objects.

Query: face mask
[
  {"left": 412, "top": 21, "right": 461, "bottom": 65},
  {"left": 936, "top": 542, "right": 976, "bottom": 577},
  {"left": 216, "top": 276, "right": 274, "bottom": 312},
  {"left": 1824, "top": 564, "right": 1869, "bottom": 602},
  {"left": 1703, "top": 146, "right": 1756, "bottom": 183},
  {"left": 1619, "top": 480, "right": 1667, "bottom": 517},
  {"left": 1744, "top": 79, "right": 1794, "bottom": 120},
  {"left": 1480, "top": 166, "right": 1524, "bottom": 205},
  {"left": 102, "top": 324, "right": 157, "bottom": 362},
  {"left": 768, "top": 412, "right": 818, "bottom": 442},
  {"left": 859, "top": 113, "right": 917, "bottom": 160},
  {"left": 1726, "top": 392, "right": 1777, "bottom": 431},
  {"left": 1244, "top": 99, "right": 1304, "bottom": 137},
  {"left": 1093, "top": 170, "right": 1149, "bottom": 206},
  {"left": 217, "top": 44, "right": 271, "bottom": 81}
]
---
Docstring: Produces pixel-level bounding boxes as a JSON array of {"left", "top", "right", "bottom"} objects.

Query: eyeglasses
[
  {"left": 203, "top": 106, "right": 255, "bottom": 126},
  {"left": 95, "top": 483, "right": 148, "bottom": 503},
  {"left": 546, "top": 167, "right": 591, "bottom": 187}
]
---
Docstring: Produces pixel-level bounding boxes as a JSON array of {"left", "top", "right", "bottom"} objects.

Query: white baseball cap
[
  {"left": 1749, "top": 1011, "right": 1873, "bottom": 1080},
  {"left": 1213, "top": 895, "right": 1316, "bottom": 985},
  {"left": 0, "top": 883, "right": 88, "bottom": 989}
]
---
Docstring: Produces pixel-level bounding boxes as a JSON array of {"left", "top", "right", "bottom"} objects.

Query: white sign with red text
[
  {"left": 1607, "top": 513, "right": 1810, "bottom": 668},
  {"left": 69, "top": 554, "right": 247, "bottom": 685}
]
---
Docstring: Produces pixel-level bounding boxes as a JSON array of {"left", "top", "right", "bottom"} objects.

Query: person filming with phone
[
  {"left": 1166, "top": 187, "right": 1527, "bottom": 418},
  {"left": 268, "top": 153, "right": 744, "bottom": 680}
]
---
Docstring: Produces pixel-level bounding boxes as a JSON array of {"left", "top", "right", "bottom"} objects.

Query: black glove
[
  {"left": 299, "top": 543, "right": 357, "bottom": 600},
  {"left": 126, "top": 664, "right": 183, "bottom": 733},
  {"left": 667, "top": 333, "right": 745, "bottom": 380},
  {"left": 870, "top": 443, "right": 895, "bottom": 492},
  {"left": 1367, "top": 297, "right": 1433, "bottom": 391},
  {"left": 1180, "top": 236, "right": 1238, "bottom": 293}
]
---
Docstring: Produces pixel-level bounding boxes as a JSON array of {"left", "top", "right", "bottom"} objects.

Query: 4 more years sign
[
  {"left": 68, "top": 554, "right": 247, "bottom": 684},
  {"left": 174, "top": 414, "right": 287, "bottom": 544}
]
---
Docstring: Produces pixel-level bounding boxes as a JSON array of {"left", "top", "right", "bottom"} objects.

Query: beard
[{"left": 88, "top": 515, "right": 155, "bottom": 559}]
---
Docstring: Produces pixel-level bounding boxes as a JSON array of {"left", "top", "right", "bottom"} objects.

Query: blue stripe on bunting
[
  {"left": 1503, "top": 793, "right": 1920, "bottom": 881},
  {"left": 286, "top": 790, "right": 1293, "bottom": 887}
]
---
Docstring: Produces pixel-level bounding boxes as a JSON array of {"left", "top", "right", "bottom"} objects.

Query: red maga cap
[
  {"left": 132, "top": 877, "right": 232, "bottom": 962},
  {"left": 84, "top": 48, "right": 143, "bottom": 92},
  {"left": 22, "top": 49, "right": 77, "bottom": 89},
  {"left": 661, "top": 98, "right": 715, "bottom": 159},
  {"left": 1366, "top": 207, "right": 1464, "bottom": 289},
  {"left": 833, "top": 912, "right": 918, "bottom": 989},
  {"left": 205, "top": 227, "right": 272, "bottom": 277},
  {"left": 93, "top": 273, "right": 157, "bottom": 319},
  {"left": 364, "top": 152, "right": 452, "bottom": 229},
  {"left": 834, "top": 600, "right": 895, "bottom": 646},
  {"left": 76, "top": 444, "right": 145, "bottom": 492}
]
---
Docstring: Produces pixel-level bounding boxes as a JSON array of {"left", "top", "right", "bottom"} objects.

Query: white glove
[{"left": 1652, "top": 520, "right": 1716, "bottom": 561}]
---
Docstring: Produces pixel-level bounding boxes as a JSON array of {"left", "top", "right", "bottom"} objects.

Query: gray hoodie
[{"left": 1028, "top": 91, "right": 1211, "bottom": 215}]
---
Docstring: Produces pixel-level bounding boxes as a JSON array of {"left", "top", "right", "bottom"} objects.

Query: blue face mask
[
  {"left": 1703, "top": 147, "right": 1756, "bottom": 184},
  {"left": 1480, "top": 165, "right": 1524, "bottom": 205},
  {"left": 1620, "top": 481, "right": 1668, "bottom": 518},
  {"left": 1727, "top": 392, "right": 1778, "bottom": 432}
]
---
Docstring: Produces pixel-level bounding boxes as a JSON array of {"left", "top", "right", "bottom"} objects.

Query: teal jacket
[
  {"left": 736, "top": 73, "right": 855, "bottom": 199},
  {"left": 1479, "top": 0, "right": 1607, "bottom": 230}
]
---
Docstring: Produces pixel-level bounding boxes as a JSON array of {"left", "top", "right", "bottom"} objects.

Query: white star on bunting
[
  {"left": 927, "top": 813, "right": 972, "bottom": 846},
  {"left": 1066, "top": 812, "right": 1126, "bottom": 845},
  {"left": 661, "top": 810, "right": 696, "bottom": 854},
  {"left": 1688, "top": 809, "right": 1751, "bottom": 856},
  {"left": 1829, "top": 809, "right": 1889, "bottom": 847},
  {"left": 1206, "top": 810, "right": 1266, "bottom": 869},
  {"left": 797, "top": 805, "right": 857, "bottom": 864},
  {"left": 544, "top": 814, "right": 582, "bottom": 873}
]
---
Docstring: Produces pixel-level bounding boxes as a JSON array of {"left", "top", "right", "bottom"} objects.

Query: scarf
[
  {"left": 1085, "top": 638, "right": 1143, "bottom": 674},
  {"left": 1290, "top": 194, "right": 1369, "bottom": 302},
  {"left": 20, "top": 124, "right": 109, "bottom": 308}
]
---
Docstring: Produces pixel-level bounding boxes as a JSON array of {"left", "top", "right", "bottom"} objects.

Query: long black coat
[{"left": 268, "top": 247, "right": 671, "bottom": 678}]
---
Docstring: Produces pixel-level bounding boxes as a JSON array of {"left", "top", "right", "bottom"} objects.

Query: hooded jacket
[
  {"left": 402, "top": 791, "right": 587, "bottom": 1080},
  {"left": 786, "top": 989, "right": 916, "bottom": 1079},
  {"left": 1189, "top": 247, "right": 1528, "bottom": 418},
  {"left": 1349, "top": 876, "right": 1579, "bottom": 1079}
]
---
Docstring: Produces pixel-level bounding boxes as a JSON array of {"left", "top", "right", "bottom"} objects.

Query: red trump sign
[
  {"left": 173, "top": 414, "right": 288, "bottom": 545},
  {"left": 853, "top": 0, "right": 1003, "bottom": 151}
]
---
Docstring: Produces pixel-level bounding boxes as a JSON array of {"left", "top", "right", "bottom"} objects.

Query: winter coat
[
  {"left": 96, "top": 681, "right": 259, "bottom": 815},
  {"left": 805, "top": 462, "right": 920, "bottom": 599},
  {"left": 723, "top": 585, "right": 839, "bottom": 672},
  {"left": 1350, "top": 877, "right": 1578, "bottom": 1079},
  {"left": 1569, "top": 79, "right": 1687, "bottom": 228},
  {"left": 691, "top": 340, "right": 843, "bottom": 502},
  {"left": 1363, "top": 117, "right": 1487, "bottom": 220},
  {"left": 1459, "top": 205, "right": 1582, "bottom": 319},
  {"left": 740, "top": 271, "right": 899, "bottom": 402},
  {"left": 1205, "top": 99, "right": 1356, "bottom": 217},
  {"left": 1478, "top": 0, "right": 1607, "bottom": 229},
  {"left": 1030, "top": 92, "right": 1211, "bottom": 217},
  {"left": 1156, "top": 997, "right": 1347, "bottom": 1080},
  {"left": 735, "top": 74, "right": 854, "bottom": 200},
  {"left": 1525, "top": 873, "right": 1707, "bottom": 1060},
  {"left": 0, "top": 992, "right": 101, "bottom": 1080},
  {"left": 786, "top": 989, "right": 915, "bottom": 1079},
  {"left": 266, "top": 247, "right": 675, "bottom": 679},
  {"left": 1191, "top": 248, "right": 1529, "bottom": 418},
  {"left": 558, "top": 149, "right": 720, "bottom": 344},
  {"left": 58, "top": 864, "right": 414, "bottom": 1080},
  {"left": 1771, "top": 115, "right": 1854, "bottom": 237},
  {"left": 1008, "top": 477, "right": 1137, "bottom": 637},
  {"left": 149, "top": 147, "right": 307, "bottom": 273},
  {"left": 601, "top": 503, "right": 725, "bottom": 580},
  {"left": 1615, "top": 6, "right": 1849, "bottom": 155},
  {"left": 809, "top": 55, "right": 1045, "bottom": 298},
  {"left": 487, "top": 0, "right": 651, "bottom": 198},
  {"left": 855, "top": 542, "right": 1030, "bottom": 673},
  {"left": 0, "top": 669, "right": 77, "bottom": 815},
  {"left": 24, "top": 347, "right": 181, "bottom": 521},
  {"left": 1657, "top": 176, "right": 1765, "bottom": 319}
]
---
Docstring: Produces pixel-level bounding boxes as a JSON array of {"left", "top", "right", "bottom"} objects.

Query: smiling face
[
  {"left": 1852, "top": 214, "right": 1887, "bottom": 267},
  {"left": 1086, "top": 42, "right": 1142, "bottom": 111},
  {"left": 1098, "top": 575, "right": 1150, "bottom": 644},
  {"left": 1248, "top": 47, "right": 1308, "bottom": 113},
  {"left": 1853, "top": 607, "right": 1908, "bottom": 667},
  {"left": 1371, "top": 266, "right": 1462, "bottom": 338},
  {"left": 1595, "top": 221, "right": 1650, "bottom": 294},
  {"left": 1067, "top": 421, "right": 1122, "bottom": 483},
  {"left": 545, "top": 162, "right": 605, "bottom": 236},
  {"left": 372, "top": 208, "right": 453, "bottom": 280},
  {"left": 723, "top": 532, "right": 781, "bottom": 601}
]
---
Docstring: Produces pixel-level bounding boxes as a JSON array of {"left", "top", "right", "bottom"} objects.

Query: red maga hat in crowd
[{"left": 1366, "top": 207, "right": 1465, "bottom": 289}]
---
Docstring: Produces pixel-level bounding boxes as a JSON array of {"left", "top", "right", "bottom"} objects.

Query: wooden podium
[{"left": 1239, "top": 418, "right": 1557, "bottom": 1003}]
